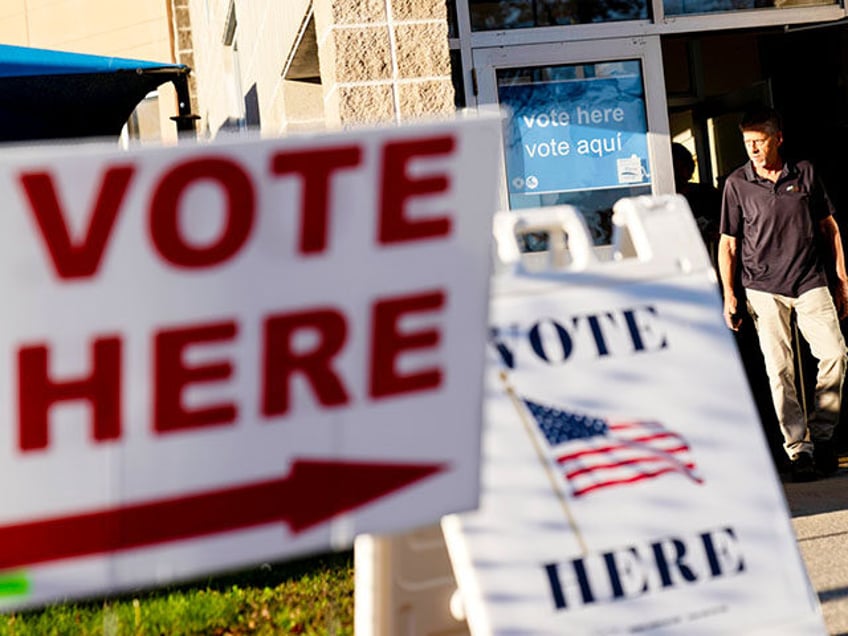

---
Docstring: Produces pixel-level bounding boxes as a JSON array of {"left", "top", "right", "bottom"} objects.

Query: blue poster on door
[{"left": 499, "top": 74, "right": 650, "bottom": 195}]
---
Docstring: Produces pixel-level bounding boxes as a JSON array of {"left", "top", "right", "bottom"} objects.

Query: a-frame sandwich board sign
[{"left": 443, "top": 196, "right": 825, "bottom": 635}]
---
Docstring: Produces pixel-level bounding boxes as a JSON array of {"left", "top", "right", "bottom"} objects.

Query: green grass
[{"left": 0, "top": 550, "right": 354, "bottom": 635}]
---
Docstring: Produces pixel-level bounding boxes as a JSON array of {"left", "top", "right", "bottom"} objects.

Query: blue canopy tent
[{"left": 0, "top": 43, "right": 196, "bottom": 142}]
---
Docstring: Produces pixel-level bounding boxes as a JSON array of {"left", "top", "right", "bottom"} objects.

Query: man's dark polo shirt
[{"left": 720, "top": 159, "right": 833, "bottom": 297}]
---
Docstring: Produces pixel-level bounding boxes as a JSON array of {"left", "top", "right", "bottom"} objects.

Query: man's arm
[
  {"left": 819, "top": 215, "right": 848, "bottom": 319},
  {"left": 718, "top": 234, "right": 742, "bottom": 330}
]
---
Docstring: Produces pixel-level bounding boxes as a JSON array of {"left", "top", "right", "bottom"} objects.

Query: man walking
[{"left": 719, "top": 106, "right": 848, "bottom": 481}]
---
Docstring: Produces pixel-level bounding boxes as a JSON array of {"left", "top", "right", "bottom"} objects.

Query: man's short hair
[{"left": 739, "top": 107, "right": 782, "bottom": 135}]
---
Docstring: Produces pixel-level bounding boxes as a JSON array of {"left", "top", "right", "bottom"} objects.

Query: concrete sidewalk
[{"left": 784, "top": 458, "right": 848, "bottom": 636}]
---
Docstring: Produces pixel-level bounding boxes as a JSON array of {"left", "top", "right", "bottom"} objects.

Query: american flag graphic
[{"left": 523, "top": 398, "right": 702, "bottom": 497}]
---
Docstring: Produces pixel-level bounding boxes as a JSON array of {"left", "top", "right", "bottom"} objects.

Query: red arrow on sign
[{"left": 0, "top": 459, "right": 444, "bottom": 570}]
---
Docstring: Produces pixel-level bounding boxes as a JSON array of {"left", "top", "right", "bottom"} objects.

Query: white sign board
[
  {"left": 443, "top": 198, "right": 825, "bottom": 635},
  {"left": 0, "top": 115, "right": 501, "bottom": 608}
]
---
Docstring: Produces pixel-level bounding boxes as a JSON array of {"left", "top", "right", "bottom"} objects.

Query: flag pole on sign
[{"left": 498, "top": 370, "right": 588, "bottom": 557}]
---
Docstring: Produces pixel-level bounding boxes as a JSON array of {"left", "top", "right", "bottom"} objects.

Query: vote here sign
[
  {"left": 499, "top": 71, "right": 650, "bottom": 195},
  {"left": 0, "top": 114, "right": 501, "bottom": 608}
]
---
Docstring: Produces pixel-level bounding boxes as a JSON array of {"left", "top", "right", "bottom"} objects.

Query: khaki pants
[{"left": 746, "top": 287, "right": 848, "bottom": 460}]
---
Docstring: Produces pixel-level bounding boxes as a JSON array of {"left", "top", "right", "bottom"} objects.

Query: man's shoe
[
  {"left": 814, "top": 439, "right": 839, "bottom": 477},
  {"left": 791, "top": 453, "right": 818, "bottom": 483}
]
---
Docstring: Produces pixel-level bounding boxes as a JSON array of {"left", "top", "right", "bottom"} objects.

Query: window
[
  {"left": 218, "top": 0, "right": 247, "bottom": 134},
  {"left": 468, "top": 0, "right": 648, "bottom": 31},
  {"left": 664, "top": 0, "right": 835, "bottom": 16}
]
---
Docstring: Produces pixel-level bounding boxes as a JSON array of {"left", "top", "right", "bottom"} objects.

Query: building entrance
[
  {"left": 665, "top": 24, "right": 848, "bottom": 455},
  {"left": 663, "top": 24, "right": 848, "bottom": 208}
]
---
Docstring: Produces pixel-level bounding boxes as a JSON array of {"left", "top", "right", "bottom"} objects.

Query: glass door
[{"left": 473, "top": 37, "right": 672, "bottom": 246}]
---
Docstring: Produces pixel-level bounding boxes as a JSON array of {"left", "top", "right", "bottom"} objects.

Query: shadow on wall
[
  {"left": 245, "top": 83, "right": 261, "bottom": 129},
  {"left": 211, "top": 83, "right": 261, "bottom": 138}
]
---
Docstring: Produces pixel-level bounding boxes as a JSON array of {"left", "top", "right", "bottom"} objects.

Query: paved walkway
[{"left": 784, "top": 457, "right": 848, "bottom": 636}]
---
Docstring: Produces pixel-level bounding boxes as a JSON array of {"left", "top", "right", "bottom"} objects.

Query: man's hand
[
  {"left": 832, "top": 280, "right": 848, "bottom": 320},
  {"left": 723, "top": 293, "right": 743, "bottom": 331},
  {"left": 820, "top": 216, "right": 848, "bottom": 320}
]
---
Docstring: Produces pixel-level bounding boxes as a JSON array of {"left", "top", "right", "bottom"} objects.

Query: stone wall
[
  {"left": 314, "top": 0, "right": 454, "bottom": 126},
  {"left": 183, "top": 0, "right": 454, "bottom": 136}
]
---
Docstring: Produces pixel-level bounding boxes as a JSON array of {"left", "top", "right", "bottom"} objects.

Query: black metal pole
[{"left": 170, "top": 73, "right": 199, "bottom": 135}]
